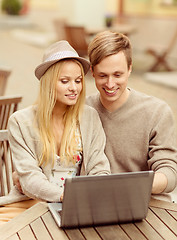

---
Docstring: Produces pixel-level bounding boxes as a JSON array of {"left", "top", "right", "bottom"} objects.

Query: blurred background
[
  {"left": 0, "top": 0, "right": 177, "bottom": 199},
  {"left": 0, "top": 0, "right": 177, "bottom": 106}
]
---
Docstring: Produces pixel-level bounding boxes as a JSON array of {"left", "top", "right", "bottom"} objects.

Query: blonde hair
[{"left": 35, "top": 59, "right": 85, "bottom": 167}]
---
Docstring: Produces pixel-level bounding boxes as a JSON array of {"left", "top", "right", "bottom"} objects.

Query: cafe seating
[
  {"left": 0, "top": 68, "right": 11, "bottom": 96},
  {"left": 146, "top": 28, "right": 177, "bottom": 72},
  {"left": 64, "top": 25, "right": 88, "bottom": 57},
  {"left": 0, "top": 129, "right": 14, "bottom": 196},
  {"left": 0, "top": 95, "right": 22, "bottom": 130}
]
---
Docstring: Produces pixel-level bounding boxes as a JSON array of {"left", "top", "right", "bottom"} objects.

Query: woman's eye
[
  {"left": 60, "top": 79, "right": 68, "bottom": 84},
  {"left": 75, "top": 78, "right": 82, "bottom": 84}
]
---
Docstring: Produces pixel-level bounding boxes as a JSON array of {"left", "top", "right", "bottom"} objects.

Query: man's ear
[
  {"left": 90, "top": 66, "right": 95, "bottom": 77},
  {"left": 128, "top": 65, "right": 132, "bottom": 76}
]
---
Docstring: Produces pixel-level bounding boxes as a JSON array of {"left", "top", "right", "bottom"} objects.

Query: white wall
[{"left": 58, "top": 0, "right": 106, "bottom": 28}]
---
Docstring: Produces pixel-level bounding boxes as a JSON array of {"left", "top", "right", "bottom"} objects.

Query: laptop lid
[{"left": 49, "top": 171, "right": 154, "bottom": 228}]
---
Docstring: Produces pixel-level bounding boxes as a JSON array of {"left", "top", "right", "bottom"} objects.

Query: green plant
[{"left": 1, "top": 0, "right": 22, "bottom": 15}]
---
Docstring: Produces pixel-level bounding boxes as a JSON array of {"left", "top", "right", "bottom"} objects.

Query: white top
[{"left": 49, "top": 127, "right": 82, "bottom": 190}]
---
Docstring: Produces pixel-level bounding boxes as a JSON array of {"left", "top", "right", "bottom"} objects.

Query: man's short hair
[{"left": 88, "top": 31, "right": 132, "bottom": 70}]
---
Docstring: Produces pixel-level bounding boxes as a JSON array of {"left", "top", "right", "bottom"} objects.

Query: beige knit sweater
[
  {"left": 0, "top": 105, "right": 110, "bottom": 205},
  {"left": 87, "top": 88, "right": 177, "bottom": 193}
]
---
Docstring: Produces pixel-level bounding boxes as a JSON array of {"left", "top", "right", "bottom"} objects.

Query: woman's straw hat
[{"left": 35, "top": 40, "right": 90, "bottom": 80}]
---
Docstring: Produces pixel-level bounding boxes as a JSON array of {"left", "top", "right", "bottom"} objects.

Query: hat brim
[{"left": 35, "top": 56, "right": 90, "bottom": 80}]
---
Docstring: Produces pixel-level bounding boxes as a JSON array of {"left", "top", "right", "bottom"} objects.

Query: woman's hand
[{"left": 12, "top": 171, "right": 23, "bottom": 194}]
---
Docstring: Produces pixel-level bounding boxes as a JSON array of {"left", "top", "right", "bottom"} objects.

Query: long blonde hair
[{"left": 35, "top": 59, "right": 85, "bottom": 167}]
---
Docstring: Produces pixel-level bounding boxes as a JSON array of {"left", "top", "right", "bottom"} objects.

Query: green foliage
[{"left": 1, "top": 0, "right": 22, "bottom": 15}]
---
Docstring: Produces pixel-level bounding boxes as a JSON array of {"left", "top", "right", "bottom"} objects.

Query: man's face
[{"left": 92, "top": 51, "right": 132, "bottom": 112}]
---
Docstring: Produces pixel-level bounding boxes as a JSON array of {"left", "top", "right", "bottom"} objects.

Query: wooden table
[{"left": 0, "top": 198, "right": 177, "bottom": 240}]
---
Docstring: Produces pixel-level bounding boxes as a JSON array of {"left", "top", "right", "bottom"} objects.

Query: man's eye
[
  {"left": 114, "top": 74, "right": 121, "bottom": 78},
  {"left": 99, "top": 75, "right": 106, "bottom": 78},
  {"left": 114, "top": 72, "right": 122, "bottom": 78}
]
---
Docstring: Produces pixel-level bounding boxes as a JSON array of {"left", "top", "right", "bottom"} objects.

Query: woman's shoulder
[
  {"left": 83, "top": 104, "right": 99, "bottom": 116},
  {"left": 81, "top": 105, "right": 101, "bottom": 126},
  {"left": 8, "top": 105, "right": 39, "bottom": 139},
  {"left": 8, "top": 105, "right": 36, "bottom": 123}
]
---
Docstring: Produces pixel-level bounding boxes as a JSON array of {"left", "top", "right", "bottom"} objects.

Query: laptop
[{"left": 48, "top": 170, "right": 154, "bottom": 228}]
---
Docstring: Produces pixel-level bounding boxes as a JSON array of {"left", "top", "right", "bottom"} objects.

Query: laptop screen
[{"left": 59, "top": 171, "right": 154, "bottom": 228}]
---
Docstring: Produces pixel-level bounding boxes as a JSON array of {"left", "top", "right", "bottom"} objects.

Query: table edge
[{"left": 0, "top": 202, "right": 48, "bottom": 240}]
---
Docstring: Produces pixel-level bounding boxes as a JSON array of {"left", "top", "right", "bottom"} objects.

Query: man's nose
[{"left": 105, "top": 76, "right": 115, "bottom": 89}]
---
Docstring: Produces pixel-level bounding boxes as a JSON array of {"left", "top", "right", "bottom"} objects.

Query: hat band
[{"left": 44, "top": 51, "right": 79, "bottom": 62}]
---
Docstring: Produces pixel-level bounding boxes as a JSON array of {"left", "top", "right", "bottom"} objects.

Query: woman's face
[{"left": 56, "top": 61, "right": 83, "bottom": 108}]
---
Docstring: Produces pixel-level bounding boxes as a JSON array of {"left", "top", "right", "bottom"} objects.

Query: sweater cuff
[{"left": 156, "top": 167, "right": 177, "bottom": 193}]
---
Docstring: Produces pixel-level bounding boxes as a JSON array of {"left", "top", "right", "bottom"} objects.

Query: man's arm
[{"left": 148, "top": 101, "right": 177, "bottom": 194}]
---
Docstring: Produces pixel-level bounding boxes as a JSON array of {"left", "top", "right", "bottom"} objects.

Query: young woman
[{"left": 0, "top": 40, "right": 110, "bottom": 223}]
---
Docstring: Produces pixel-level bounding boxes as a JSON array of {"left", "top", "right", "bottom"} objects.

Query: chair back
[
  {"left": 0, "top": 130, "right": 14, "bottom": 196},
  {"left": 0, "top": 95, "right": 22, "bottom": 129},
  {"left": 0, "top": 68, "right": 11, "bottom": 96},
  {"left": 64, "top": 25, "right": 88, "bottom": 57}
]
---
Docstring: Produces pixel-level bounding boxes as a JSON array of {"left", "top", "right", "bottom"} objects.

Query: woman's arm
[
  {"left": 80, "top": 106, "right": 111, "bottom": 176},
  {"left": 8, "top": 111, "right": 63, "bottom": 202}
]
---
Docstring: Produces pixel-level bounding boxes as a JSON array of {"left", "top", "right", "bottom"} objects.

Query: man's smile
[{"left": 103, "top": 88, "right": 119, "bottom": 96}]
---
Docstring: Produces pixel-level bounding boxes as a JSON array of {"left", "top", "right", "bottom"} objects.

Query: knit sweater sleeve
[
  {"left": 148, "top": 102, "right": 177, "bottom": 193},
  {"left": 8, "top": 109, "right": 63, "bottom": 202},
  {"left": 80, "top": 106, "right": 111, "bottom": 176}
]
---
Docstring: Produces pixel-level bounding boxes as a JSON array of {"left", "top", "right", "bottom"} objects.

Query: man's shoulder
[
  {"left": 130, "top": 88, "right": 172, "bottom": 117},
  {"left": 131, "top": 88, "right": 168, "bottom": 106}
]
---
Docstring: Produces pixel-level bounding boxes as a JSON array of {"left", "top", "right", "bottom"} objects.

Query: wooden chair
[
  {"left": 0, "top": 68, "right": 11, "bottom": 96},
  {"left": 0, "top": 95, "right": 22, "bottom": 130},
  {"left": 0, "top": 129, "right": 14, "bottom": 196},
  {"left": 64, "top": 25, "right": 88, "bottom": 57},
  {"left": 146, "top": 28, "right": 177, "bottom": 72}
]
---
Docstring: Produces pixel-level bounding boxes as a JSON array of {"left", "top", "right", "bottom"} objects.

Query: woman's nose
[{"left": 69, "top": 81, "right": 77, "bottom": 91}]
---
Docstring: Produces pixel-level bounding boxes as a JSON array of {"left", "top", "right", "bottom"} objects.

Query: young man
[{"left": 86, "top": 31, "right": 177, "bottom": 195}]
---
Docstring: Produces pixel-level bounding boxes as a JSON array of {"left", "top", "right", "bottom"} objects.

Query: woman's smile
[{"left": 65, "top": 93, "right": 78, "bottom": 100}]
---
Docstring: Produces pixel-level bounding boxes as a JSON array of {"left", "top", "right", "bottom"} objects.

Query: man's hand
[
  {"left": 12, "top": 171, "right": 23, "bottom": 194},
  {"left": 152, "top": 172, "right": 168, "bottom": 194}
]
